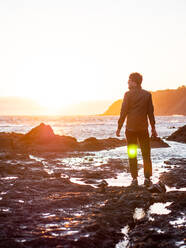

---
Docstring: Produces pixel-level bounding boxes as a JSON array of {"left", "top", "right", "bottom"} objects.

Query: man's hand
[
  {"left": 116, "top": 128, "right": 121, "bottom": 137},
  {"left": 151, "top": 127, "right": 158, "bottom": 138}
]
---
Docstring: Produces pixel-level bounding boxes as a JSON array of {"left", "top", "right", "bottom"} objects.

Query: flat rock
[
  {"left": 167, "top": 125, "right": 186, "bottom": 143},
  {"left": 79, "top": 137, "right": 126, "bottom": 151},
  {"left": 150, "top": 137, "right": 170, "bottom": 148}
]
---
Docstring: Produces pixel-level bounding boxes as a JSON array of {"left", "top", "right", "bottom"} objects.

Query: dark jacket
[{"left": 118, "top": 87, "right": 155, "bottom": 131}]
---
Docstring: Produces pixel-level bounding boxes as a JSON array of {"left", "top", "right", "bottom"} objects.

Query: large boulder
[
  {"left": 22, "top": 123, "right": 55, "bottom": 144},
  {"left": 150, "top": 137, "right": 169, "bottom": 148},
  {"left": 21, "top": 123, "right": 78, "bottom": 151},
  {"left": 167, "top": 125, "right": 186, "bottom": 143}
]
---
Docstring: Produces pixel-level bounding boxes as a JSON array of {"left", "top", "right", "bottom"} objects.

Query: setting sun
[
  {"left": 1, "top": 0, "right": 186, "bottom": 117},
  {"left": 0, "top": 1, "right": 186, "bottom": 247}
]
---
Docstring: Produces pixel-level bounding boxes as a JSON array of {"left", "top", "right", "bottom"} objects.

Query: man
[{"left": 116, "top": 72, "right": 157, "bottom": 187}]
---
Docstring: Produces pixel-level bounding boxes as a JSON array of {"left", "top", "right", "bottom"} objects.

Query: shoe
[
  {"left": 144, "top": 178, "right": 153, "bottom": 187},
  {"left": 131, "top": 178, "right": 138, "bottom": 187},
  {"left": 148, "top": 181, "right": 166, "bottom": 193}
]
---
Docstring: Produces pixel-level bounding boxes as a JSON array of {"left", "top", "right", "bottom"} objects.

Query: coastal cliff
[{"left": 102, "top": 86, "right": 186, "bottom": 116}]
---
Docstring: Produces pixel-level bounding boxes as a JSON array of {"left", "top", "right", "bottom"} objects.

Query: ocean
[{"left": 1, "top": 115, "right": 186, "bottom": 140}]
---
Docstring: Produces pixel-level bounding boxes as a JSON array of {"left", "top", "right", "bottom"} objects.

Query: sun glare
[
  {"left": 34, "top": 95, "right": 66, "bottom": 115},
  {"left": 127, "top": 144, "right": 138, "bottom": 159}
]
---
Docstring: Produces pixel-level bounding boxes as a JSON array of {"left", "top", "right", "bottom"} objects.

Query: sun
[{"left": 33, "top": 94, "right": 68, "bottom": 115}]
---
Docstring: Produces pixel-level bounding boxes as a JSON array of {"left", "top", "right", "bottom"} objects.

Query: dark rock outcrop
[
  {"left": 160, "top": 158, "right": 186, "bottom": 188},
  {"left": 150, "top": 137, "right": 169, "bottom": 148},
  {"left": 167, "top": 125, "right": 186, "bottom": 143},
  {"left": 0, "top": 132, "right": 23, "bottom": 151},
  {"left": 79, "top": 137, "right": 126, "bottom": 151},
  {"left": 22, "top": 122, "right": 55, "bottom": 143},
  {"left": 0, "top": 123, "right": 169, "bottom": 153}
]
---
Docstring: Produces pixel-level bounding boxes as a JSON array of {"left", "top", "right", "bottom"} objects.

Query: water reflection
[
  {"left": 37, "top": 221, "right": 80, "bottom": 238},
  {"left": 133, "top": 208, "right": 146, "bottom": 220},
  {"left": 1, "top": 191, "right": 8, "bottom": 195},
  {"left": 1, "top": 176, "right": 18, "bottom": 180},
  {"left": 70, "top": 177, "right": 97, "bottom": 188},
  {"left": 175, "top": 240, "right": 185, "bottom": 247},
  {"left": 149, "top": 227, "right": 165, "bottom": 233},
  {"left": 115, "top": 225, "right": 130, "bottom": 248},
  {"left": 15, "top": 238, "right": 27, "bottom": 243},
  {"left": 106, "top": 172, "right": 131, "bottom": 187},
  {"left": 148, "top": 202, "right": 172, "bottom": 215},
  {"left": 170, "top": 215, "right": 185, "bottom": 228},
  {"left": 131, "top": 202, "right": 173, "bottom": 222},
  {"left": 41, "top": 213, "right": 56, "bottom": 219},
  {"left": 0, "top": 207, "right": 11, "bottom": 213},
  {"left": 166, "top": 186, "right": 186, "bottom": 192},
  {"left": 37, "top": 209, "right": 90, "bottom": 239},
  {"left": 57, "top": 155, "right": 108, "bottom": 170},
  {"left": 29, "top": 155, "right": 44, "bottom": 162}
]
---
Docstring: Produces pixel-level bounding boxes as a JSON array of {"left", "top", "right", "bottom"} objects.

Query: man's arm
[
  {"left": 147, "top": 93, "right": 157, "bottom": 137},
  {"left": 116, "top": 92, "right": 129, "bottom": 137}
]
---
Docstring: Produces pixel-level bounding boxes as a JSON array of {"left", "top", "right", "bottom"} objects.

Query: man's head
[{"left": 128, "top": 72, "right": 143, "bottom": 89}]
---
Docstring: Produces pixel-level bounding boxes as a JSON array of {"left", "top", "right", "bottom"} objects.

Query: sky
[{"left": 0, "top": 0, "right": 186, "bottom": 115}]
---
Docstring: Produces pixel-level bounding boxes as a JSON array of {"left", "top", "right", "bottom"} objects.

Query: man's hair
[{"left": 129, "top": 72, "right": 143, "bottom": 85}]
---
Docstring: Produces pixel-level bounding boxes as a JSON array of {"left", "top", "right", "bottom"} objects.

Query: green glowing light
[{"left": 127, "top": 144, "right": 138, "bottom": 159}]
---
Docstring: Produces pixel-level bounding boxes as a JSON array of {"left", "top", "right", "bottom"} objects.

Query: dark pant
[{"left": 125, "top": 129, "right": 152, "bottom": 179}]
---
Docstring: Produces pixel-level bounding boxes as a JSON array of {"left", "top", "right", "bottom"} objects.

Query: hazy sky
[{"left": 0, "top": 0, "right": 186, "bottom": 113}]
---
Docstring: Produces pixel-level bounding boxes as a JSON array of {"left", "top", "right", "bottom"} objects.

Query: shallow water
[
  {"left": 170, "top": 215, "right": 185, "bottom": 228},
  {"left": 115, "top": 225, "right": 130, "bottom": 248},
  {"left": 148, "top": 202, "right": 172, "bottom": 215}
]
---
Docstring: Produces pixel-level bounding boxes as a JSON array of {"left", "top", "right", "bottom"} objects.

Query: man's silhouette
[{"left": 116, "top": 72, "right": 157, "bottom": 187}]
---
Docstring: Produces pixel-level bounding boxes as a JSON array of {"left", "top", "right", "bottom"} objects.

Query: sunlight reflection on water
[
  {"left": 115, "top": 225, "right": 130, "bottom": 248},
  {"left": 133, "top": 208, "right": 146, "bottom": 221},
  {"left": 170, "top": 214, "right": 185, "bottom": 228},
  {"left": 148, "top": 202, "right": 172, "bottom": 215}
]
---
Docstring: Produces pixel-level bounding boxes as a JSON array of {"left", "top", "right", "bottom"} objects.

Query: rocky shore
[
  {"left": 0, "top": 148, "right": 185, "bottom": 248},
  {"left": 0, "top": 123, "right": 185, "bottom": 247},
  {"left": 167, "top": 125, "right": 186, "bottom": 143}
]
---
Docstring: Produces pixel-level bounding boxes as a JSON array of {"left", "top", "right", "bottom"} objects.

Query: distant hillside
[{"left": 102, "top": 86, "right": 186, "bottom": 116}]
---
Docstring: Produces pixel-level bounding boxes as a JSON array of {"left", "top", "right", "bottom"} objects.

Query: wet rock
[
  {"left": 21, "top": 124, "right": 78, "bottom": 152},
  {"left": 21, "top": 122, "right": 55, "bottom": 143},
  {"left": 150, "top": 137, "right": 169, "bottom": 148},
  {"left": 160, "top": 158, "right": 186, "bottom": 189},
  {"left": 97, "top": 180, "right": 108, "bottom": 193},
  {"left": 79, "top": 137, "right": 126, "bottom": 151},
  {"left": 0, "top": 123, "right": 169, "bottom": 153},
  {"left": 0, "top": 152, "right": 29, "bottom": 160},
  {"left": 167, "top": 125, "right": 186, "bottom": 143},
  {"left": 83, "top": 171, "right": 104, "bottom": 179},
  {"left": 0, "top": 133, "right": 23, "bottom": 151},
  {"left": 169, "top": 126, "right": 176, "bottom": 129},
  {"left": 164, "top": 158, "right": 186, "bottom": 165}
]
